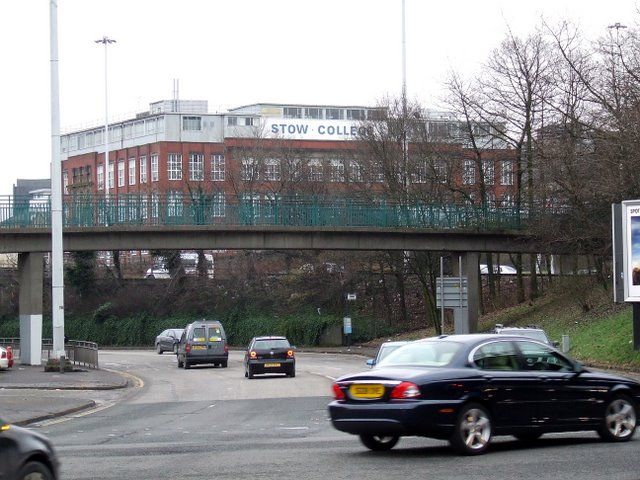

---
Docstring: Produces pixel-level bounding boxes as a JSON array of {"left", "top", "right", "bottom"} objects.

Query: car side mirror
[{"left": 366, "top": 359, "right": 375, "bottom": 367}]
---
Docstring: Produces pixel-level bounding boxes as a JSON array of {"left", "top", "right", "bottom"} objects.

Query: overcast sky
[{"left": 1, "top": 0, "right": 637, "bottom": 195}]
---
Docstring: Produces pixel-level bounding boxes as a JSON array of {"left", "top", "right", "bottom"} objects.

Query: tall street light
[
  {"left": 95, "top": 36, "right": 116, "bottom": 225},
  {"left": 50, "top": 0, "right": 65, "bottom": 360}
]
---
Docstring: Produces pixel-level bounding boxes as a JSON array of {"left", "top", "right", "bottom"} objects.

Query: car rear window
[
  {"left": 192, "top": 327, "right": 206, "bottom": 342},
  {"left": 254, "top": 339, "right": 290, "bottom": 350},
  {"left": 208, "top": 327, "right": 223, "bottom": 342},
  {"left": 503, "top": 330, "right": 549, "bottom": 343},
  {"left": 377, "top": 341, "right": 461, "bottom": 367}
]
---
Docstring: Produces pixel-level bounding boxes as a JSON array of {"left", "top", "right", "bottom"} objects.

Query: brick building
[{"left": 60, "top": 100, "right": 517, "bottom": 209}]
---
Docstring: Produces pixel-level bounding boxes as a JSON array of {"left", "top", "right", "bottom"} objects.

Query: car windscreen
[
  {"left": 377, "top": 341, "right": 461, "bottom": 367},
  {"left": 254, "top": 339, "right": 290, "bottom": 350}
]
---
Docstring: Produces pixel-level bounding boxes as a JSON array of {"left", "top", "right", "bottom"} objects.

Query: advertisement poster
[{"left": 622, "top": 200, "right": 640, "bottom": 301}]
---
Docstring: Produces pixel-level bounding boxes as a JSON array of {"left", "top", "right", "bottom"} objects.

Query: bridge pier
[
  {"left": 453, "top": 252, "right": 480, "bottom": 333},
  {"left": 18, "top": 252, "right": 44, "bottom": 365}
]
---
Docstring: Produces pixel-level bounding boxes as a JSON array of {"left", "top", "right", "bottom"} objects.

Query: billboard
[{"left": 622, "top": 200, "right": 640, "bottom": 301}]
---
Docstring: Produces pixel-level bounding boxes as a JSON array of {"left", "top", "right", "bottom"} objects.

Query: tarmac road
[{"left": 16, "top": 350, "right": 640, "bottom": 480}]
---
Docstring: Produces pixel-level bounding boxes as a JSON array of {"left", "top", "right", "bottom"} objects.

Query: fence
[
  {"left": 0, "top": 194, "right": 528, "bottom": 231},
  {"left": 0, "top": 338, "right": 99, "bottom": 369}
]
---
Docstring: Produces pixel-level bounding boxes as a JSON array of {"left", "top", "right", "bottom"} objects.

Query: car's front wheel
[
  {"left": 449, "top": 403, "right": 492, "bottom": 455},
  {"left": 597, "top": 395, "right": 637, "bottom": 442},
  {"left": 156, "top": 343, "right": 163, "bottom": 355},
  {"left": 18, "top": 461, "right": 54, "bottom": 480},
  {"left": 359, "top": 434, "right": 399, "bottom": 451}
]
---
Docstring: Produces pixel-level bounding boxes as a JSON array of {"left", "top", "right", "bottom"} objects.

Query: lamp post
[
  {"left": 95, "top": 36, "right": 116, "bottom": 225},
  {"left": 50, "top": 0, "right": 65, "bottom": 361}
]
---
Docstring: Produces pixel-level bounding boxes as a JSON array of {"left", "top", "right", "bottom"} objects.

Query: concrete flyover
[{"left": 0, "top": 225, "right": 536, "bottom": 254}]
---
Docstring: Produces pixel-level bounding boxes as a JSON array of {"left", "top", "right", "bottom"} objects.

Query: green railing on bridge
[{"left": 0, "top": 194, "right": 526, "bottom": 231}]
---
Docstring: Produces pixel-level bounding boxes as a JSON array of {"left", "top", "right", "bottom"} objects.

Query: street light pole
[
  {"left": 401, "top": 0, "right": 408, "bottom": 194},
  {"left": 49, "top": 0, "right": 65, "bottom": 361},
  {"left": 95, "top": 36, "right": 116, "bottom": 226}
]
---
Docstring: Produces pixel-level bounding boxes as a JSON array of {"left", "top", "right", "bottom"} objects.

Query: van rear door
[
  {"left": 190, "top": 326, "right": 208, "bottom": 359},
  {"left": 207, "top": 325, "right": 225, "bottom": 356}
]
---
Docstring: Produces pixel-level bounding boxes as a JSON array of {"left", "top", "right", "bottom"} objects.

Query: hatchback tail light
[
  {"left": 390, "top": 381, "right": 421, "bottom": 399},
  {"left": 185, "top": 343, "right": 191, "bottom": 353},
  {"left": 287, "top": 350, "right": 294, "bottom": 358},
  {"left": 250, "top": 351, "right": 257, "bottom": 359},
  {"left": 332, "top": 383, "right": 346, "bottom": 400}
]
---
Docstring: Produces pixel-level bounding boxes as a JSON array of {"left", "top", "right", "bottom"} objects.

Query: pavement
[{"left": 0, "top": 363, "right": 129, "bottom": 426}]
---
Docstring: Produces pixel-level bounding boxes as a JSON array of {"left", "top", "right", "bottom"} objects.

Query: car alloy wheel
[
  {"left": 450, "top": 403, "right": 492, "bottom": 455},
  {"left": 598, "top": 396, "right": 637, "bottom": 442},
  {"left": 359, "top": 434, "right": 399, "bottom": 451},
  {"left": 156, "top": 344, "right": 163, "bottom": 355}
]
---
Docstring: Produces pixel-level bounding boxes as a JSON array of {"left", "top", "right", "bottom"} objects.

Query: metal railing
[
  {"left": 0, "top": 194, "right": 528, "bottom": 231},
  {"left": 0, "top": 338, "right": 99, "bottom": 369}
]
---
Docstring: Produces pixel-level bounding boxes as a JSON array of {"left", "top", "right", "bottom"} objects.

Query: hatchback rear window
[
  {"left": 192, "top": 327, "right": 206, "bottom": 342},
  {"left": 208, "top": 327, "right": 222, "bottom": 342},
  {"left": 377, "top": 341, "right": 461, "bottom": 367},
  {"left": 254, "top": 339, "right": 290, "bottom": 350}
]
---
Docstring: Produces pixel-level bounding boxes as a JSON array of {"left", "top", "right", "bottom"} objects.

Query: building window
[
  {"left": 412, "top": 161, "right": 428, "bottom": 184},
  {"left": 288, "top": 158, "right": 302, "bottom": 181},
  {"left": 140, "top": 196, "right": 148, "bottom": 220},
  {"left": 168, "top": 154, "right": 183, "bottom": 181},
  {"left": 308, "top": 160, "right": 323, "bottom": 182},
  {"left": 371, "top": 162, "right": 385, "bottom": 183},
  {"left": 244, "top": 117, "right": 256, "bottom": 126},
  {"left": 325, "top": 108, "right": 343, "bottom": 120},
  {"left": 139, "top": 156, "right": 147, "bottom": 183},
  {"left": 212, "top": 192, "right": 226, "bottom": 218},
  {"left": 349, "top": 161, "right": 363, "bottom": 183},
  {"left": 167, "top": 191, "right": 183, "bottom": 217},
  {"left": 145, "top": 119, "right": 156, "bottom": 133},
  {"left": 330, "top": 160, "right": 345, "bottom": 182},
  {"left": 434, "top": 160, "right": 447, "bottom": 183},
  {"left": 63, "top": 171, "right": 68, "bottom": 194},
  {"left": 482, "top": 160, "right": 495, "bottom": 185},
  {"left": 500, "top": 160, "right": 513, "bottom": 186},
  {"left": 108, "top": 162, "right": 114, "bottom": 189},
  {"left": 501, "top": 193, "right": 514, "bottom": 207},
  {"left": 183, "top": 116, "right": 202, "bottom": 131},
  {"left": 227, "top": 117, "right": 238, "bottom": 126},
  {"left": 128, "top": 158, "right": 136, "bottom": 186},
  {"left": 118, "top": 161, "right": 125, "bottom": 187},
  {"left": 189, "top": 153, "right": 204, "bottom": 181},
  {"left": 241, "top": 158, "right": 259, "bottom": 182},
  {"left": 97, "top": 165, "right": 104, "bottom": 190},
  {"left": 211, "top": 154, "right": 225, "bottom": 181},
  {"left": 463, "top": 160, "right": 476, "bottom": 185},
  {"left": 346, "top": 109, "right": 366, "bottom": 121},
  {"left": 134, "top": 121, "right": 144, "bottom": 136},
  {"left": 151, "top": 154, "right": 159, "bottom": 182},
  {"left": 486, "top": 190, "right": 496, "bottom": 206},
  {"left": 283, "top": 107, "right": 302, "bottom": 119},
  {"left": 265, "top": 159, "right": 281, "bottom": 181},
  {"left": 305, "top": 107, "right": 323, "bottom": 119},
  {"left": 151, "top": 192, "right": 159, "bottom": 218}
]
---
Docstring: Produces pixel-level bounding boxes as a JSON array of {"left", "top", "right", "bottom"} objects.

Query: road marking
[{"left": 277, "top": 427, "right": 309, "bottom": 431}]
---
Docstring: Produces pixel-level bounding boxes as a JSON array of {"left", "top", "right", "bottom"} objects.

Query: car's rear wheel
[
  {"left": 289, "top": 368, "right": 296, "bottom": 378},
  {"left": 177, "top": 356, "right": 183, "bottom": 368},
  {"left": 183, "top": 358, "right": 190, "bottom": 370},
  {"left": 18, "top": 461, "right": 54, "bottom": 480},
  {"left": 247, "top": 365, "right": 254, "bottom": 379},
  {"left": 359, "top": 434, "right": 399, "bottom": 451},
  {"left": 450, "top": 403, "right": 492, "bottom": 455},
  {"left": 597, "top": 395, "right": 637, "bottom": 442},
  {"left": 221, "top": 361, "right": 228, "bottom": 368},
  {"left": 156, "top": 343, "right": 163, "bottom": 355}
]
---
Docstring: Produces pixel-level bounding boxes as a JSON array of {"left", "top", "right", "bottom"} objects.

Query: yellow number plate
[
  {"left": 349, "top": 384, "right": 385, "bottom": 399},
  {"left": 264, "top": 363, "right": 281, "bottom": 368},
  {"left": 192, "top": 345, "right": 206, "bottom": 350}
]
